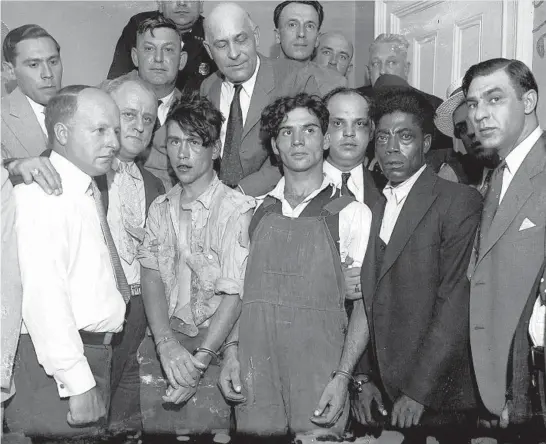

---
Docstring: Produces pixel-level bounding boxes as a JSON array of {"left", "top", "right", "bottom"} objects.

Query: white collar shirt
[
  {"left": 500, "top": 126, "right": 542, "bottom": 204},
  {"left": 323, "top": 161, "right": 365, "bottom": 203},
  {"left": 13, "top": 151, "right": 126, "bottom": 398},
  {"left": 26, "top": 95, "right": 47, "bottom": 136},
  {"left": 158, "top": 89, "right": 176, "bottom": 126},
  {"left": 379, "top": 164, "right": 427, "bottom": 245},
  {"left": 260, "top": 174, "right": 372, "bottom": 267},
  {"left": 219, "top": 56, "right": 261, "bottom": 155}
]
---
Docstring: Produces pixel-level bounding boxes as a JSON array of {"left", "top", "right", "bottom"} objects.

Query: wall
[
  {"left": 1, "top": 0, "right": 376, "bottom": 88},
  {"left": 533, "top": 0, "right": 546, "bottom": 126}
]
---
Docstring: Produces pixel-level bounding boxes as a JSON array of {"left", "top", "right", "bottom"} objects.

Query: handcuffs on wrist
[{"left": 331, "top": 370, "right": 371, "bottom": 394}]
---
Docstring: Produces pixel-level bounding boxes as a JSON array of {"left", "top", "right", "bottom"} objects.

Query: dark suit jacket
[
  {"left": 509, "top": 257, "right": 546, "bottom": 425},
  {"left": 469, "top": 132, "right": 546, "bottom": 417},
  {"left": 1, "top": 87, "right": 48, "bottom": 159},
  {"left": 200, "top": 55, "right": 320, "bottom": 196},
  {"left": 107, "top": 12, "right": 216, "bottom": 92},
  {"left": 361, "top": 163, "right": 381, "bottom": 210},
  {"left": 360, "top": 166, "right": 482, "bottom": 412}
]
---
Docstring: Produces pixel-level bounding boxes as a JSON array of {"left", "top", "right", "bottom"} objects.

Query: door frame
[{"left": 374, "top": 0, "right": 535, "bottom": 69}]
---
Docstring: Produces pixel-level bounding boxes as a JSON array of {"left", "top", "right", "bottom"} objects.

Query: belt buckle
[{"left": 103, "top": 332, "right": 113, "bottom": 345}]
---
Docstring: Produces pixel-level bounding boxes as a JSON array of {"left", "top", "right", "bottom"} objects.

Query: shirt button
[
  {"left": 207, "top": 254, "right": 213, "bottom": 260},
  {"left": 59, "top": 383, "right": 65, "bottom": 389}
]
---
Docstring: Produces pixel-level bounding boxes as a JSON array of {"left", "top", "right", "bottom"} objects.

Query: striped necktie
[{"left": 90, "top": 179, "right": 131, "bottom": 304}]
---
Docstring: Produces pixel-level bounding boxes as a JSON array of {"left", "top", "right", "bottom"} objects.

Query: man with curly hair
[{"left": 218, "top": 93, "right": 371, "bottom": 441}]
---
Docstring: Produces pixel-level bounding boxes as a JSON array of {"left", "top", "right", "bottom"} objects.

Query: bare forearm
[
  {"left": 141, "top": 266, "right": 173, "bottom": 341},
  {"left": 195, "top": 295, "right": 242, "bottom": 366},
  {"left": 338, "top": 300, "right": 369, "bottom": 374}
]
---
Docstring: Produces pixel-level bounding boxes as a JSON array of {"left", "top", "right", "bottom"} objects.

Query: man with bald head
[
  {"left": 201, "top": 2, "right": 321, "bottom": 196},
  {"left": 5, "top": 86, "right": 127, "bottom": 438},
  {"left": 314, "top": 31, "right": 354, "bottom": 77},
  {"left": 100, "top": 75, "right": 165, "bottom": 436}
]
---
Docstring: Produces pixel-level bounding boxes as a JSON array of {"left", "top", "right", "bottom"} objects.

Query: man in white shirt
[
  {"left": 352, "top": 87, "right": 482, "bottom": 444},
  {"left": 2, "top": 24, "right": 62, "bottom": 195},
  {"left": 127, "top": 14, "right": 187, "bottom": 191},
  {"left": 200, "top": 2, "right": 321, "bottom": 196},
  {"left": 464, "top": 58, "right": 546, "bottom": 437},
  {"left": 100, "top": 75, "right": 165, "bottom": 437},
  {"left": 219, "top": 93, "right": 371, "bottom": 441},
  {"left": 4, "top": 85, "right": 127, "bottom": 438}
]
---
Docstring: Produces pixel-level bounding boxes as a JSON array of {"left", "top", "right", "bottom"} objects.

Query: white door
[{"left": 374, "top": 0, "right": 534, "bottom": 99}]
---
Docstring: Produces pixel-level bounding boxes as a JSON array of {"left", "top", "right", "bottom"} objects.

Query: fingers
[
  {"left": 313, "top": 390, "right": 331, "bottom": 418},
  {"left": 164, "top": 365, "right": 182, "bottom": 388},
  {"left": 40, "top": 161, "right": 62, "bottom": 194},
  {"left": 190, "top": 354, "right": 208, "bottom": 370},
  {"left": 21, "top": 168, "right": 34, "bottom": 185},
  {"left": 500, "top": 406, "right": 509, "bottom": 429}
]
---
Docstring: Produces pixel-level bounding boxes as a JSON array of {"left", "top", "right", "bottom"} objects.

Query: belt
[
  {"left": 531, "top": 346, "right": 545, "bottom": 372},
  {"left": 130, "top": 283, "right": 142, "bottom": 297},
  {"left": 79, "top": 330, "right": 121, "bottom": 346}
]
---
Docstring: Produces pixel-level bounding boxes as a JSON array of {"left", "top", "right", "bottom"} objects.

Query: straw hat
[{"left": 434, "top": 77, "right": 466, "bottom": 138}]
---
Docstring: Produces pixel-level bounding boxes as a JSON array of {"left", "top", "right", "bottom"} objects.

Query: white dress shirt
[
  {"left": 14, "top": 151, "right": 126, "bottom": 398},
  {"left": 26, "top": 95, "right": 47, "bottom": 136},
  {"left": 511, "top": 126, "right": 546, "bottom": 347},
  {"left": 499, "top": 126, "right": 542, "bottom": 204},
  {"left": 323, "top": 161, "right": 365, "bottom": 204},
  {"left": 158, "top": 89, "right": 176, "bottom": 126},
  {"left": 379, "top": 165, "right": 427, "bottom": 244},
  {"left": 259, "top": 174, "right": 371, "bottom": 267},
  {"left": 219, "top": 57, "right": 261, "bottom": 154},
  {"left": 107, "top": 159, "right": 146, "bottom": 286}
]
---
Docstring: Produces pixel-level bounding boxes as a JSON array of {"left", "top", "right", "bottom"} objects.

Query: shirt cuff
[
  {"left": 215, "top": 277, "right": 242, "bottom": 297},
  {"left": 54, "top": 359, "right": 96, "bottom": 398}
]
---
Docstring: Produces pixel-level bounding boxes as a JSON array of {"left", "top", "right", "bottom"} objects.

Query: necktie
[
  {"left": 118, "top": 163, "right": 143, "bottom": 264},
  {"left": 90, "top": 179, "right": 131, "bottom": 304},
  {"left": 475, "top": 162, "right": 505, "bottom": 258},
  {"left": 340, "top": 172, "right": 355, "bottom": 198},
  {"left": 220, "top": 84, "right": 244, "bottom": 187}
]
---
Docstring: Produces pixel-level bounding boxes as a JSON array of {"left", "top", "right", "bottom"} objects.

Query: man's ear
[
  {"left": 131, "top": 47, "right": 139, "bottom": 69},
  {"left": 404, "top": 61, "right": 411, "bottom": 80},
  {"left": 369, "top": 120, "right": 375, "bottom": 140},
  {"left": 271, "top": 137, "right": 279, "bottom": 156},
  {"left": 346, "top": 63, "right": 353, "bottom": 77},
  {"left": 522, "top": 89, "right": 538, "bottom": 115},
  {"left": 253, "top": 26, "right": 260, "bottom": 48},
  {"left": 179, "top": 51, "right": 188, "bottom": 72},
  {"left": 54, "top": 122, "right": 69, "bottom": 147},
  {"left": 203, "top": 40, "right": 213, "bottom": 60},
  {"left": 423, "top": 133, "right": 432, "bottom": 155},
  {"left": 211, "top": 140, "right": 221, "bottom": 160},
  {"left": 198, "top": 0, "right": 204, "bottom": 14},
  {"left": 323, "top": 133, "right": 330, "bottom": 152},
  {"left": 274, "top": 28, "right": 281, "bottom": 45},
  {"left": 2, "top": 61, "right": 15, "bottom": 82}
]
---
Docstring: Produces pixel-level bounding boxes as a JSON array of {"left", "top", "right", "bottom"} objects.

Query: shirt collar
[
  {"left": 504, "top": 126, "right": 542, "bottom": 175},
  {"left": 266, "top": 173, "right": 336, "bottom": 203},
  {"left": 223, "top": 55, "right": 261, "bottom": 97},
  {"left": 159, "top": 173, "right": 222, "bottom": 210},
  {"left": 323, "top": 161, "right": 362, "bottom": 185},
  {"left": 49, "top": 151, "right": 92, "bottom": 195},
  {"left": 111, "top": 157, "right": 141, "bottom": 180},
  {"left": 159, "top": 89, "right": 176, "bottom": 106},
  {"left": 26, "top": 95, "right": 45, "bottom": 115},
  {"left": 383, "top": 164, "right": 427, "bottom": 204}
]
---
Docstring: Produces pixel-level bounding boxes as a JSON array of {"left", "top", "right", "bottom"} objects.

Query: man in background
[
  {"left": 201, "top": 2, "right": 320, "bottom": 196},
  {"left": 100, "top": 74, "right": 165, "bottom": 437},
  {"left": 314, "top": 31, "right": 354, "bottom": 78},
  {"left": 108, "top": 0, "right": 216, "bottom": 92},
  {"left": 273, "top": 0, "right": 346, "bottom": 95}
]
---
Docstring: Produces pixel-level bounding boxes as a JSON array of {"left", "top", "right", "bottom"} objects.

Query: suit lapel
[
  {"left": 477, "top": 136, "right": 546, "bottom": 263},
  {"left": 242, "top": 57, "right": 275, "bottom": 141},
  {"left": 378, "top": 167, "right": 439, "bottom": 283},
  {"left": 362, "top": 163, "right": 381, "bottom": 209},
  {"left": 209, "top": 76, "right": 222, "bottom": 108},
  {"left": 7, "top": 88, "right": 48, "bottom": 157},
  {"left": 362, "top": 198, "right": 386, "bottom": 311}
]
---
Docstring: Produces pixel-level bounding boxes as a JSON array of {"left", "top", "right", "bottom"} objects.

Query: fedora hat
[{"left": 434, "top": 77, "right": 465, "bottom": 138}]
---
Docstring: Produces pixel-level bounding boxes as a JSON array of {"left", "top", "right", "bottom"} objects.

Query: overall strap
[
  {"left": 248, "top": 196, "right": 282, "bottom": 241},
  {"left": 321, "top": 194, "right": 355, "bottom": 255}
]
